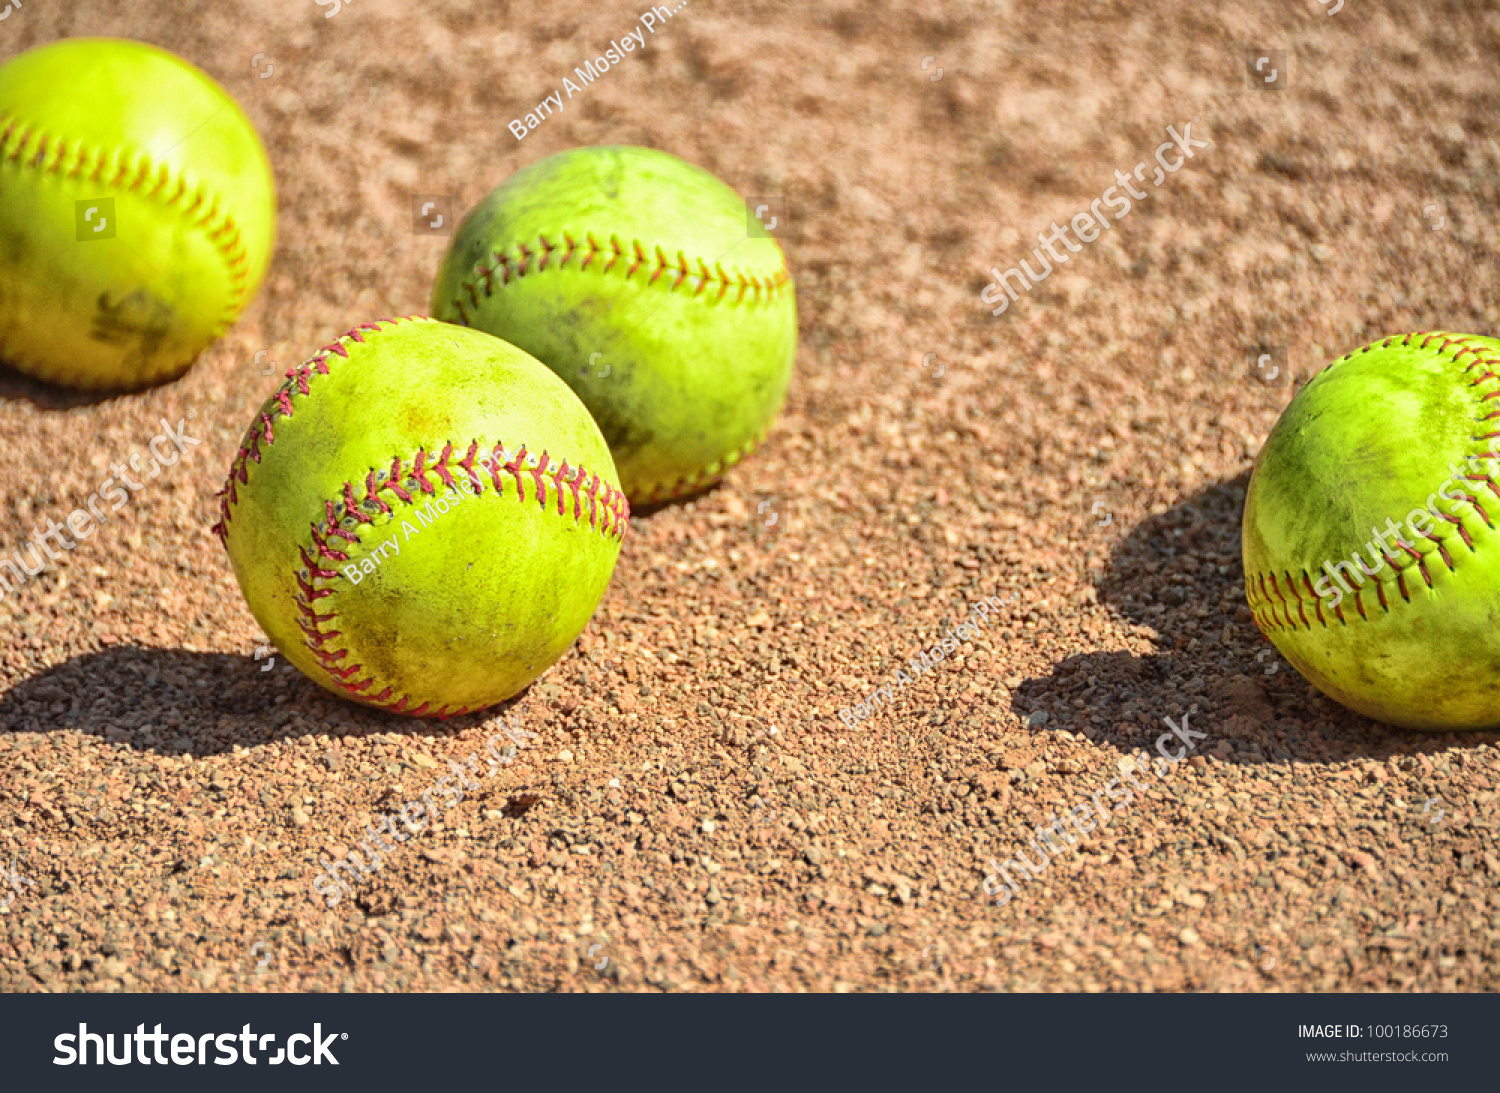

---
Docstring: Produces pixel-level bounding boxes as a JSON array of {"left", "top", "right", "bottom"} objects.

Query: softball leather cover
[
  {"left": 1243, "top": 332, "right": 1500, "bottom": 730},
  {"left": 216, "top": 318, "right": 628, "bottom": 717},
  {"left": 431, "top": 145, "right": 797, "bottom": 503},
  {"left": 0, "top": 37, "right": 276, "bottom": 389}
]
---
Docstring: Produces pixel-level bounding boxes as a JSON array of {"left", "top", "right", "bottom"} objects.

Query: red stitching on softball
[
  {"left": 411, "top": 449, "right": 434, "bottom": 494},
  {"left": 564, "top": 462, "right": 584, "bottom": 520},
  {"left": 342, "top": 674, "right": 374, "bottom": 695},
  {"left": 0, "top": 111, "right": 253, "bottom": 387},
  {"left": 585, "top": 473, "right": 601, "bottom": 528},
  {"left": 293, "top": 439, "right": 626, "bottom": 718},
  {"left": 309, "top": 522, "right": 349, "bottom": 563},
  {"left": 213, "top": 319, "right": 421, "bottom": 538},
  {"left": 1266, "top": 571, "right": 1287, "bottom": 614},
  {"left": 215, "top": 318, "right": 628, "bottom": 718},
  {"left": 363, "top": 470, "right": 391, "bottom": 515},
  {"left": 431, "top": 442, "right": 457, "bottom": 491},
  {"left": 447, "top": 232, "right": 791, "bottom": 322},
  {"left": 552, "top": 460, "right": 572, "bottom": 517},
  {"left": 299, "top": 545, "right": 339, "bottom": 579},
  {"left": 459, "top": 442, "right": 483, "bottom": 493},
  {"left": 1248, "top": 333, "right": 1500, "bottom": 637},
  {"left": 1298, "top": 573, "right": 1325, "bottom": 629},
  {"left": 530, "top": 451, "right": 551, "bottom": 508},
  {"left": 294, "top": 570, "right": 333, "bottom": 603},
  {"left": 505, "top": 444, "right": 529, "bottom": 503},
  {"left": 384, "top": 457, "right": 413, "bottom": 505},
  {"left": 485, "top": 443, "right": 507, "bottom": 494},
  {"left": 1442, "top": 522, "right": 1467, "bottom": 555},
  {"left": 1283, "top": 573, "right": 1306, "bottom": 627}
]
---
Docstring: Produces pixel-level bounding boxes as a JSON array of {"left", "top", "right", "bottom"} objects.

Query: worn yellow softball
[
  {"left": 431, "top": 146, "right": 797, "bottom": 503},
  {"left": 215, "top": 318, "right": 628, "bottom": 718},
  {"left": 1245, "top": 332, "right": 1500, "bottom": 730},
  {"left": 0, "top": 38, "right": 276, "bottom": 389}
]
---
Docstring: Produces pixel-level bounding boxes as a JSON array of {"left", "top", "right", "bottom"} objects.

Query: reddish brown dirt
[{"left": 1, "top": 0, "right": 1498, "bottom": 992}]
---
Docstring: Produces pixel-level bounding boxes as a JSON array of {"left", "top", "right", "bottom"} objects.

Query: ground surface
[{"left": 2, "top": 0, "right": 1499, "bottom": 993}]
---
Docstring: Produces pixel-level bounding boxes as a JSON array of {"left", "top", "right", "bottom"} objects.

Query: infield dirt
[{"left": 0, "top": 0, "right": 1497, "bottom": 992}]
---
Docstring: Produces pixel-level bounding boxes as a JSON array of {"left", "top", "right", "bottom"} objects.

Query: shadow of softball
[
  {"left": 0, "top": 358, "right": 141, "bottom": 411},
  {"left": 0, "top": 644, "right": 512, "bottom": 756},
  {"left": 1009, "top": 471, "right": 1499, "bottom": 762}
]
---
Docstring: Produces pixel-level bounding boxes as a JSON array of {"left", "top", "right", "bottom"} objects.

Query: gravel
[{"left": 0, "top": 0, "right": 1497, "bottom": 993}]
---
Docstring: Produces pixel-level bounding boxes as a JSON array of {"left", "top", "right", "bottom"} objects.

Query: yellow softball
[
  {"left": 0, "top": 38, "right": 277, "bottom": 390},
  {"left": 216, "top": 318, "right": 628, "bottom": 717}
]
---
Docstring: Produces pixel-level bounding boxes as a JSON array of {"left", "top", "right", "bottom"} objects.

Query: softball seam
[
  {"left": 299, "top": 441, "right": 627, "bottom": 718},
  {"left": 634, "top": 423, "right": 772, "bottom": 506},
  {"left": 0, "top": 111, "right": 253, "bottom": 381},
  {"left": 444, "top": 231, "right": 791, "bottom": 501},
  {"left": 444, "top": 231, "right": 791, "bottom": 327},
  {"left": 1246, "top": 331, "right": 1500, "bottom": 634},
  {"left": 213, "top": 316, "right": 629, "bottom": 718}
]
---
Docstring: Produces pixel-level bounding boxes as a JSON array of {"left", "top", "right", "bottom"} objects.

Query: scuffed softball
[
  {"left": 431, "top": 145, "right": 797, "bottom": 504},
  {"left": 1244, "top": 331, "right": 1500, "bottom": 730},
  {"left": 216, "top": 318, "right": 627, "bottom": 717},
  {"left": 0, "top": 37, "right": 276, "bottom": 389}
]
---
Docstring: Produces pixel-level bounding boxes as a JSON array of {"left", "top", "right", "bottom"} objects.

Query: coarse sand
[{"left": 0, "top": 0, "right": 1497, "bottom": 992}]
